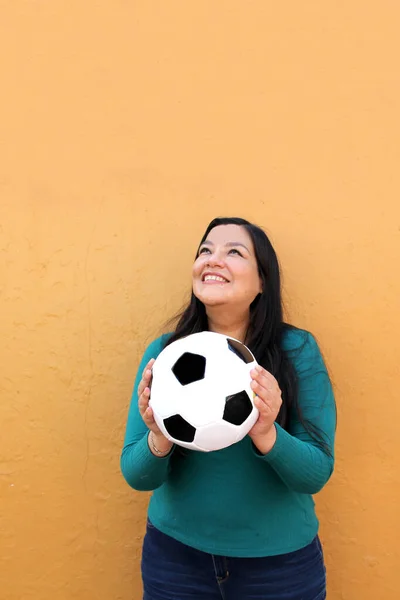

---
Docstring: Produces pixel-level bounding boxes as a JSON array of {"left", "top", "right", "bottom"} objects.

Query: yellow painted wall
[{"left": 1, "top": 2, "right": 399, "bottom": 599}]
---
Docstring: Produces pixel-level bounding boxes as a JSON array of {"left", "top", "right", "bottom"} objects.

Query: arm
[
  {"left": 253, "top": 332, "right": 336, "bottom": 494},
  {"left": 120, "top": 336, "right": 175, "bottom": 492}
]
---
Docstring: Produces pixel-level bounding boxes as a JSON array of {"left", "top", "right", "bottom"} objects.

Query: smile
[{"left": 203, "top": 275, "right": 229, "bottom": 283}]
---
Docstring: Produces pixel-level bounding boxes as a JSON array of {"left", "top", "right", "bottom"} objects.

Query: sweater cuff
[
  {"left": 136, "top": 432, "right": 174, "bottom": 466},
  {"left": 252, "top": 423, "right": 293, "bottom": 464}
]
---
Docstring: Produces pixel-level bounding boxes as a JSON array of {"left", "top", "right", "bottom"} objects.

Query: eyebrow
[{"left": 201, "top": 240, "right": 250, "bottom": 252}]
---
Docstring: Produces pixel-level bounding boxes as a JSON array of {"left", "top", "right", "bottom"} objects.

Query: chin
[
  {"left": 196, "top": 294, "right": 228, "bottom": 308},
  {"left": 204, "top": 299, "right": 227, "bottom": 308},
  {"left": 193, "top": 285, "right": 231, "bottom": 308}
]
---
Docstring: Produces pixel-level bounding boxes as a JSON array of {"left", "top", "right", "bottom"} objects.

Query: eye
[
  {"left": 228, "top": 248, "right": 243, "bottom": 256},
  {"left": 198, "top": 247, "right": 211, "bottom": 255}
]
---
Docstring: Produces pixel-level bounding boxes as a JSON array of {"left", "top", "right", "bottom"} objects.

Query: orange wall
[{"left": 1, "top": 2, "right": 399, "bottom": 599}]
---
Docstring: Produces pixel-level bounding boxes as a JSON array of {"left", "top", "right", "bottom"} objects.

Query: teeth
[{"left": 204, "top": 275, "right": 227, "bottom": 282}]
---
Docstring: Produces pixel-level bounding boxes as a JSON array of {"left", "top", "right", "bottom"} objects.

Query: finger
[
  {"left": 142, "top": 359, "right": 155, "bottom": 379},
  {"left": 137, "top": 380, "right": 145, "bottom": 397},
  {"left": 256, "top": 379, "right": 280, "bottom": 398},
  {"left": 252, "top": 365, "right": 278, "bottom": 384},
  {"left": 143, "top": 406, "right": 155, "bottom": 425},
  {"left": 251, "top": 368, "right": 280, "bottom": 394},
  {"left": 254, "top": 392, "right": 281, "bottom": 417},
  {"left": 253, "top": 395, "right": 275, "bottom": 415},
  {"left": 251, "top": 379, "right": 273, "bottom": 402},
  {"left": 138, "top": 377, "right": 149, "bottom": 398},
  {"left": 138, "top": 387, "right": 151, "bottom": 413},
  {"left": 138, "top": 367, "right": 154, "bottom": 397},
  {"left": 138, "top": 358, "right": 155, "bottom": 389},
  {"left": 251, "top": 381, "right": 282, "bottom": 413},
  {"left": 143, "top": 368, "right": 153, "bottom": 385}
]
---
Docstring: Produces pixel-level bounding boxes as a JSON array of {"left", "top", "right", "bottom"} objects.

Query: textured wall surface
[{"left": 1, "top": 2, "right": 400, "bottom": 599}]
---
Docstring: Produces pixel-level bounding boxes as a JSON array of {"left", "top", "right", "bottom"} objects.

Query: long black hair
[{"left": 165, "top": 217, "right": 331, "bottom": 455}]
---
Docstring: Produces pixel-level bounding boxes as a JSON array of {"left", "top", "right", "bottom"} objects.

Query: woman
[{"left": 121, "top": 217, "right": 336, "bottom": 599}]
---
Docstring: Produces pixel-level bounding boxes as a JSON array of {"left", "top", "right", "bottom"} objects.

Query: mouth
[{"left": 202, "top": 272, "right": 229, "bottom": 283}]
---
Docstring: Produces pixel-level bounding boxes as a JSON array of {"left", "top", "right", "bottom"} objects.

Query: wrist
[
  {"left": 251, "top": 425, "right": 277, "bottom": 455},
  {"left": 148, "top": 431, "right": 173, "bottom": 456}
]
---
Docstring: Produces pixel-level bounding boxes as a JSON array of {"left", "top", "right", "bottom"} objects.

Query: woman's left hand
[{"left": 248, "top": 365, "right": 282, "bottom": 454}]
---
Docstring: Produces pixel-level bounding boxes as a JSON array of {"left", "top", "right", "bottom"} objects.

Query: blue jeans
[{"left": 141, "top": 520, "right": 326, "bottom": 600}]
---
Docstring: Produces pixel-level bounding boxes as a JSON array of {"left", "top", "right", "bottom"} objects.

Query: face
[{"left": 192, "top": 224, "right": 262, "bottom": 311}]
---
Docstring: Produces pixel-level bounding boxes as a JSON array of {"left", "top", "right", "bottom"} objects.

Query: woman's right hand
[{"left": 138, "top": 358, "right": 173, "bottom": 454}]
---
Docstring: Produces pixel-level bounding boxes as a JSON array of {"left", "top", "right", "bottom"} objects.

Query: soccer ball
[{"left": 149, "top": 331, "right": 259, "bottom": 452}]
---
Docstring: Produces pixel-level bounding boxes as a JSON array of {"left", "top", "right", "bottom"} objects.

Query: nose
[{"left": 206, "top": 249, "right": 225, "bottom": 267}]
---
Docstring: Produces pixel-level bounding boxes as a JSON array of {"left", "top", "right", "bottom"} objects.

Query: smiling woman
[
  {"left": 121, "top": 217, "right": 336, "bottom": 600},
  {"left": 192, "top": 225, "right": 263, "bottom": 326}
]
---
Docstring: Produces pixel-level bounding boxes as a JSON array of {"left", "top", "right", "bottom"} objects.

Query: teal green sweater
[{"left": 121, "top": 328, "right": 336, "bottom": 557}]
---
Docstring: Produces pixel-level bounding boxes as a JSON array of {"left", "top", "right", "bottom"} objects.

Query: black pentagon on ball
[
  {"left": 163, "top": 414, "right": 196, "bottom": 442},
  {"left": 172, "top": 352, "right": 206, "bottom": 386},
  {"left": 223, "top": 390, "right": 253, "bottom": 425},
  {"left": 227, "top": 338, "right": 254, "bottom": 364}
]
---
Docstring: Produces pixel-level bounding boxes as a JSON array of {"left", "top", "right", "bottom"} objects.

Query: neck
[{"left": 206, "top": 308, "right": 249, "bottom": 343}]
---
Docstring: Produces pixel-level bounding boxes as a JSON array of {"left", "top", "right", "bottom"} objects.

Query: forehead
[{"left": 203, "top": 224, "right": 254, "bottom": 248}]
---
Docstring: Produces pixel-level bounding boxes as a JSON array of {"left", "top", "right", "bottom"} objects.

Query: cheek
[
  {"left": 193, "top": 257, "right": 206, "bottom": 277},
  {"left": 192, "top": 260, "right": 202, "bottom": 282},
  {"left": 240, "top": 267, "right": 262, "bottom": 293}
]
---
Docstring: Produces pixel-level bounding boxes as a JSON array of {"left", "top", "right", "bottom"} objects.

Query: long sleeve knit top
[{"left": 121, "top": 328, "right": 336, "bottom": 557}]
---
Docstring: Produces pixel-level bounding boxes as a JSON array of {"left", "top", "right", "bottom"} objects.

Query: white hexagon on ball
[{"left": 149, "top": 331, "right": 259, "bottom": 452}]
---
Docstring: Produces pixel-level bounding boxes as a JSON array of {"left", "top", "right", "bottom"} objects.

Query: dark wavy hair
[{"left": 165, "top": 217, "right": 330, "bottom": 454}]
